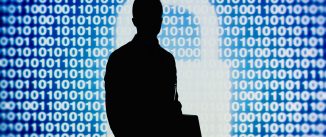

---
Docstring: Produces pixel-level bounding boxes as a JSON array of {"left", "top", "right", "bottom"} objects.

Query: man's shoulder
[
  {"left": 159, "top": 47, "right": 175, "bottom": 61},
  {"left": 109, "top": 42, "right": 133, "bottom": 60},
  {"left": 109, "top": 42, "right": 175, "bottom": 61}
]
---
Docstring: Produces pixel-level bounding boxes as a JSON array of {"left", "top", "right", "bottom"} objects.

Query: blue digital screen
[{"left": 0, "top": 0, "right": 325, "bottom": 136}]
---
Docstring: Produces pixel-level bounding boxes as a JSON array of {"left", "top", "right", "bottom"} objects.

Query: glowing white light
[{"left": 112, "top": 0, "right": 232, "bottom": 136}]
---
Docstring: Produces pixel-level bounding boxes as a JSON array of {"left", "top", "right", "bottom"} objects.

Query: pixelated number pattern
[{"left": 0, "top": 0, "right": 325, "bottom": 136}]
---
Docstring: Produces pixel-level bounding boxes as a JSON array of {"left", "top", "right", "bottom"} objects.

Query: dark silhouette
[{"left": 104, "top": 0, "right": 200, "bottom": 136}]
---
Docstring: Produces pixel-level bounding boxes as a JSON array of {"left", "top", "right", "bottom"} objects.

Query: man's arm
[
  {"left": 170, "top": 54, "right": 182, "bottom": 116},
  {"left": 104, "top": 53, "right": 115, "bottom": 106},
  {"left": 104, "top": 52, "right": 120, "bottom": 136}
]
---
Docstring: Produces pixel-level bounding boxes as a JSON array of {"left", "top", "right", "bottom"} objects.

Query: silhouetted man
[{"left": 104, "top": 0, "right": 182, "bottom": 136}]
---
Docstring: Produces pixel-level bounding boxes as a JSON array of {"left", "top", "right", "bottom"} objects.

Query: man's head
[{"left": 132, "top": 0, "right": 163, "bottom": 37}]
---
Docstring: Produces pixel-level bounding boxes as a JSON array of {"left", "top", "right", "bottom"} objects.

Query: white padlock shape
[{"left": 115, "top": 0, "right": 232, "bottom": 136}]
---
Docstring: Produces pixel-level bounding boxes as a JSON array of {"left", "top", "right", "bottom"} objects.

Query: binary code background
[{"left": 0, "top": 0, "right": 325, "bottom": 137}]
